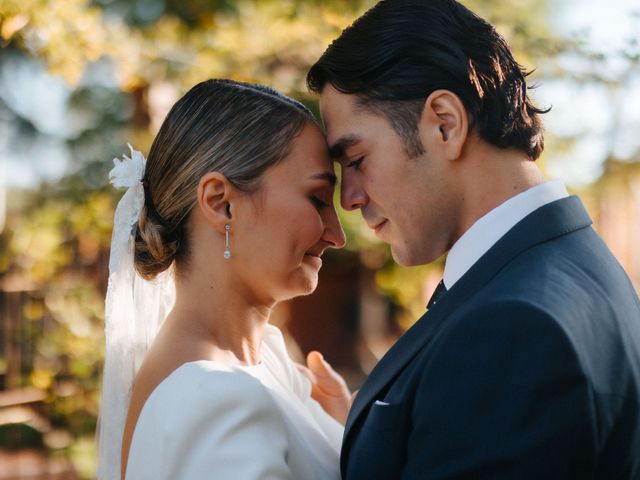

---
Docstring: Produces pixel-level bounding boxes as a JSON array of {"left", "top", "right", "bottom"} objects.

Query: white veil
[{"left": 96, "top": 145, "right": 175, "bottom": 479}]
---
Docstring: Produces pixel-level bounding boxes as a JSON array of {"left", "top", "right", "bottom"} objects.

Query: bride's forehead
[
  {"left": 262, "top": 156, "right": 334, "bottom": 189},
  {"left": 274, "top": 127, "right": 332, "bottom": 169}
]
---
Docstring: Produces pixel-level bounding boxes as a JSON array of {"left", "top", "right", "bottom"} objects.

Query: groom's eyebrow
[
  {"left": 329, "top": 135, "right": 361, "bottom": 160},
  {"left": 309, "top": 171, "right": 337, "bottom": 186}
]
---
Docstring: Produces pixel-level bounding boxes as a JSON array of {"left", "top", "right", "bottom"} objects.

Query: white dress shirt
[{"left": 443, "top": 180, "right": 569, "bottom": 289}]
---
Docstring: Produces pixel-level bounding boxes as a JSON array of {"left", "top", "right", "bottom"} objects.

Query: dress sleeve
[
  {"left": 304, "top": 393, "right": 345, "bottom": 447},
  {"left": 265, "top": 325, "right": 344, "bottom": 452},
  {"left": 262, "top": 324, "right": 344, "bottom": 446},
  {"left": 126, "top": 366, "right": 293, "bottom": 480}
]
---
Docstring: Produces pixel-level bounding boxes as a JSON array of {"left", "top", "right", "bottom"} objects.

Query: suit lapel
[{"left": 342, "top": 196, "right": 592, "bottom": 466}]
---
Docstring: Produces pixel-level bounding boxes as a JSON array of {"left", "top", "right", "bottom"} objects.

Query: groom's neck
[{"left": 449, "top": 143, "right": 546, "bottom": 246}]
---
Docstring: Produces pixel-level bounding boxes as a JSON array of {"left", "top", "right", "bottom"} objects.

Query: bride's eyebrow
[{"left": 308, "top": 171, "right": 337, "bottom": 186}]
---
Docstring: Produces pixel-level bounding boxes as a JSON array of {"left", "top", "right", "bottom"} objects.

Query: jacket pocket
[{"left": 362, "top": 401, "right": 405, "bottom": 432}]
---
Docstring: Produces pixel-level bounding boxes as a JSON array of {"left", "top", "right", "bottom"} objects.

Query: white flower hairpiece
[
  {"left": 107, "top": 144, "right": 147, "bottom": 270},
  {"left": 109, "top": 143, "right": 146, "bottom": 189}
]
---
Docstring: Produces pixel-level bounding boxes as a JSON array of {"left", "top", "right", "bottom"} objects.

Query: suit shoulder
[
  {"left": 493, "top": 227, "right": 639, "bottom": 311},
  {"left": 449, "top": 298, "right": 575, "bottom": 338},
  {"left": 430, "top": 299, "right": 586, "bottom": 378}
]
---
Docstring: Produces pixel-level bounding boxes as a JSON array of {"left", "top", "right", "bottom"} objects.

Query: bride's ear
[{"left": 197, "top": 172, "right": 233, "bottom": 232}]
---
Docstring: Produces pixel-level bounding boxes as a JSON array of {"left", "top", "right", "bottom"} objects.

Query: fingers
[
  {"left": 304, "top": 351, "right": 352, "bottom": 426},
  {"left": 306, "top": 351, "right": 334, "bottom": 380},
  {"left": 307, "top": 350, "right": 350, "bottom": 397}
]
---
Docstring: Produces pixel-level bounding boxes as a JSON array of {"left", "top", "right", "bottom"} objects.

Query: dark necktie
[{"left": 427, "top": 279, "right": 447, "bottom": 309}]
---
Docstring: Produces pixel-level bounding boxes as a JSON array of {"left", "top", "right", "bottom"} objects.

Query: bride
[{"left": 97, "top": 79, "right": 350, "bottom": 479}]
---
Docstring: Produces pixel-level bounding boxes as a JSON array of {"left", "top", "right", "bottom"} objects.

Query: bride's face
[{"left": 233, "top": 122, "right": 346, "bottom": 303}]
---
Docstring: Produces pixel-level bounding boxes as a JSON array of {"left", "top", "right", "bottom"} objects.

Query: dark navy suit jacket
[{"left": 341, "top": 196, "right": 640, "bottom": 479}]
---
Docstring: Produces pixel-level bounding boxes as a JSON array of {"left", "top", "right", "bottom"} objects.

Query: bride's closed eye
[{"left": 311, "top": 195, "right": 330, "bottom": 209}]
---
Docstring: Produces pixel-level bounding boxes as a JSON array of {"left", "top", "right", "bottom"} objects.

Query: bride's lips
[{"left": 303, "top": 252, "right": 323, "bottom": 268}]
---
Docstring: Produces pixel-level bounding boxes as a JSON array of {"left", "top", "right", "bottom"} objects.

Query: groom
[{"left": 305, "top": 0, "right": 640, "bottom": 478}]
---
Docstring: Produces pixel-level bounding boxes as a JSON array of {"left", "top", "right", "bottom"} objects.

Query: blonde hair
[{"left": 134, "top": 79, "right": 315, "bottom": 280}]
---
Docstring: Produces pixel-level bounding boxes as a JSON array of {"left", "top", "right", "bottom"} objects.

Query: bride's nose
[{"left": 324, "top": 209, "right": 346, "bottom": 248}]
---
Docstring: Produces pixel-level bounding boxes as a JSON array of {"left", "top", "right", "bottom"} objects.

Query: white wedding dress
[{"left": 124, "top": 324, "right": 342, "bottom": 479}]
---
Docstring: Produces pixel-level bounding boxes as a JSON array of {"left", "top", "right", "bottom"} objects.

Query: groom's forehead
[
  {"left": 320, "top": 88, "right": 370, "bottom": 156},
  {"left": 320, "top": 85, "right": 358, "bottom": 126}
]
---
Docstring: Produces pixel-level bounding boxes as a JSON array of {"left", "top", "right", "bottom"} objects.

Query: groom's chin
[
  {"left": 389, "top": 248, "right": 417, "bottom": 267},
  {"left": 390, "top": 245, "right": 442, "bottom": 268}
]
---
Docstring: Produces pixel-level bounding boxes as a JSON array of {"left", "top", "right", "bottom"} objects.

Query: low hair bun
[{"left": 134, "top": 205, "right": 180, "bottom": 280}]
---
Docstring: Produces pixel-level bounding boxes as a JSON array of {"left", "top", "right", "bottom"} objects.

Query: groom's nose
[{"left": 340, "top": 171, "right": 367, "bottom": 211}]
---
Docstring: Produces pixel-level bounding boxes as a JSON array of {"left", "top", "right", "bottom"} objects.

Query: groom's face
[{"left": 320, "top": 86, "right": 458, "bottom": 266}]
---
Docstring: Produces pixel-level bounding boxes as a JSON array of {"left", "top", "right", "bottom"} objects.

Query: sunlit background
[{"left": 0, "top": 0, "right": 639, "bottom": 477}]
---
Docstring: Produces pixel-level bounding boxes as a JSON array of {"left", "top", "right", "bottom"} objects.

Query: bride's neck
[{"left": 165, "top": 270, "right": 272, "bottom": 366}]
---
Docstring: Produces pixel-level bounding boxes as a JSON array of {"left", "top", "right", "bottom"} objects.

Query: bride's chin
[
  {"left": 301, "top": 279, "right": 319, "bottom": 296},
  {"left": 272, "top": 276, "right": 318, "bottom": 303},
  {"left": 292, "top": 273, "right": 320, "bottom": 298}
]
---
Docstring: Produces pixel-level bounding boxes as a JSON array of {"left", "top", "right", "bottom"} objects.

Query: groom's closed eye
[{"left": 345, "top": 157, "right": 364, "bottom": 171}]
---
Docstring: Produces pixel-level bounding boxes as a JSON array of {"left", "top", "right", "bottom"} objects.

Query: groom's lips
[{"left": 371, "top": 219, "right": 388, "bottom": 235}]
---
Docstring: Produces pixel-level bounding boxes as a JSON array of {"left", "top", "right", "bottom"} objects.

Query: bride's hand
[{"left": 297, "top": 351, "right": 353, "bottom": 425}]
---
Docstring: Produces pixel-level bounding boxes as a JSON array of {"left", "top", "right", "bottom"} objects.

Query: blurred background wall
[{"left": 0, "top": 0, "right": 639, "bottom": 477}]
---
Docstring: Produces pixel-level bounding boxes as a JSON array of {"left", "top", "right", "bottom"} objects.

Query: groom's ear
[
  {"left": 197, "top": 172, "right": 233, "bottom": 233},
  {"left": 420, "top": 90, "right": 469, "bottom": 161}
]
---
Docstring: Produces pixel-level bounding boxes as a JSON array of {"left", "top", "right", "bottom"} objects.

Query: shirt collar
[{"left": 443, "top": 180, "right": 569, "bottom": 289}]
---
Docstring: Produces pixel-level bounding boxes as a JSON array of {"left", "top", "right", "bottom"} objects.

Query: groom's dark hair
[{"left": 307, "top": 0, "right": 547, "bottom": 160}]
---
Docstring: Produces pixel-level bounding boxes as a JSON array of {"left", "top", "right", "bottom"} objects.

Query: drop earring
[{"left": 223, "top": 224, "right": 231, "bottom": 260}]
